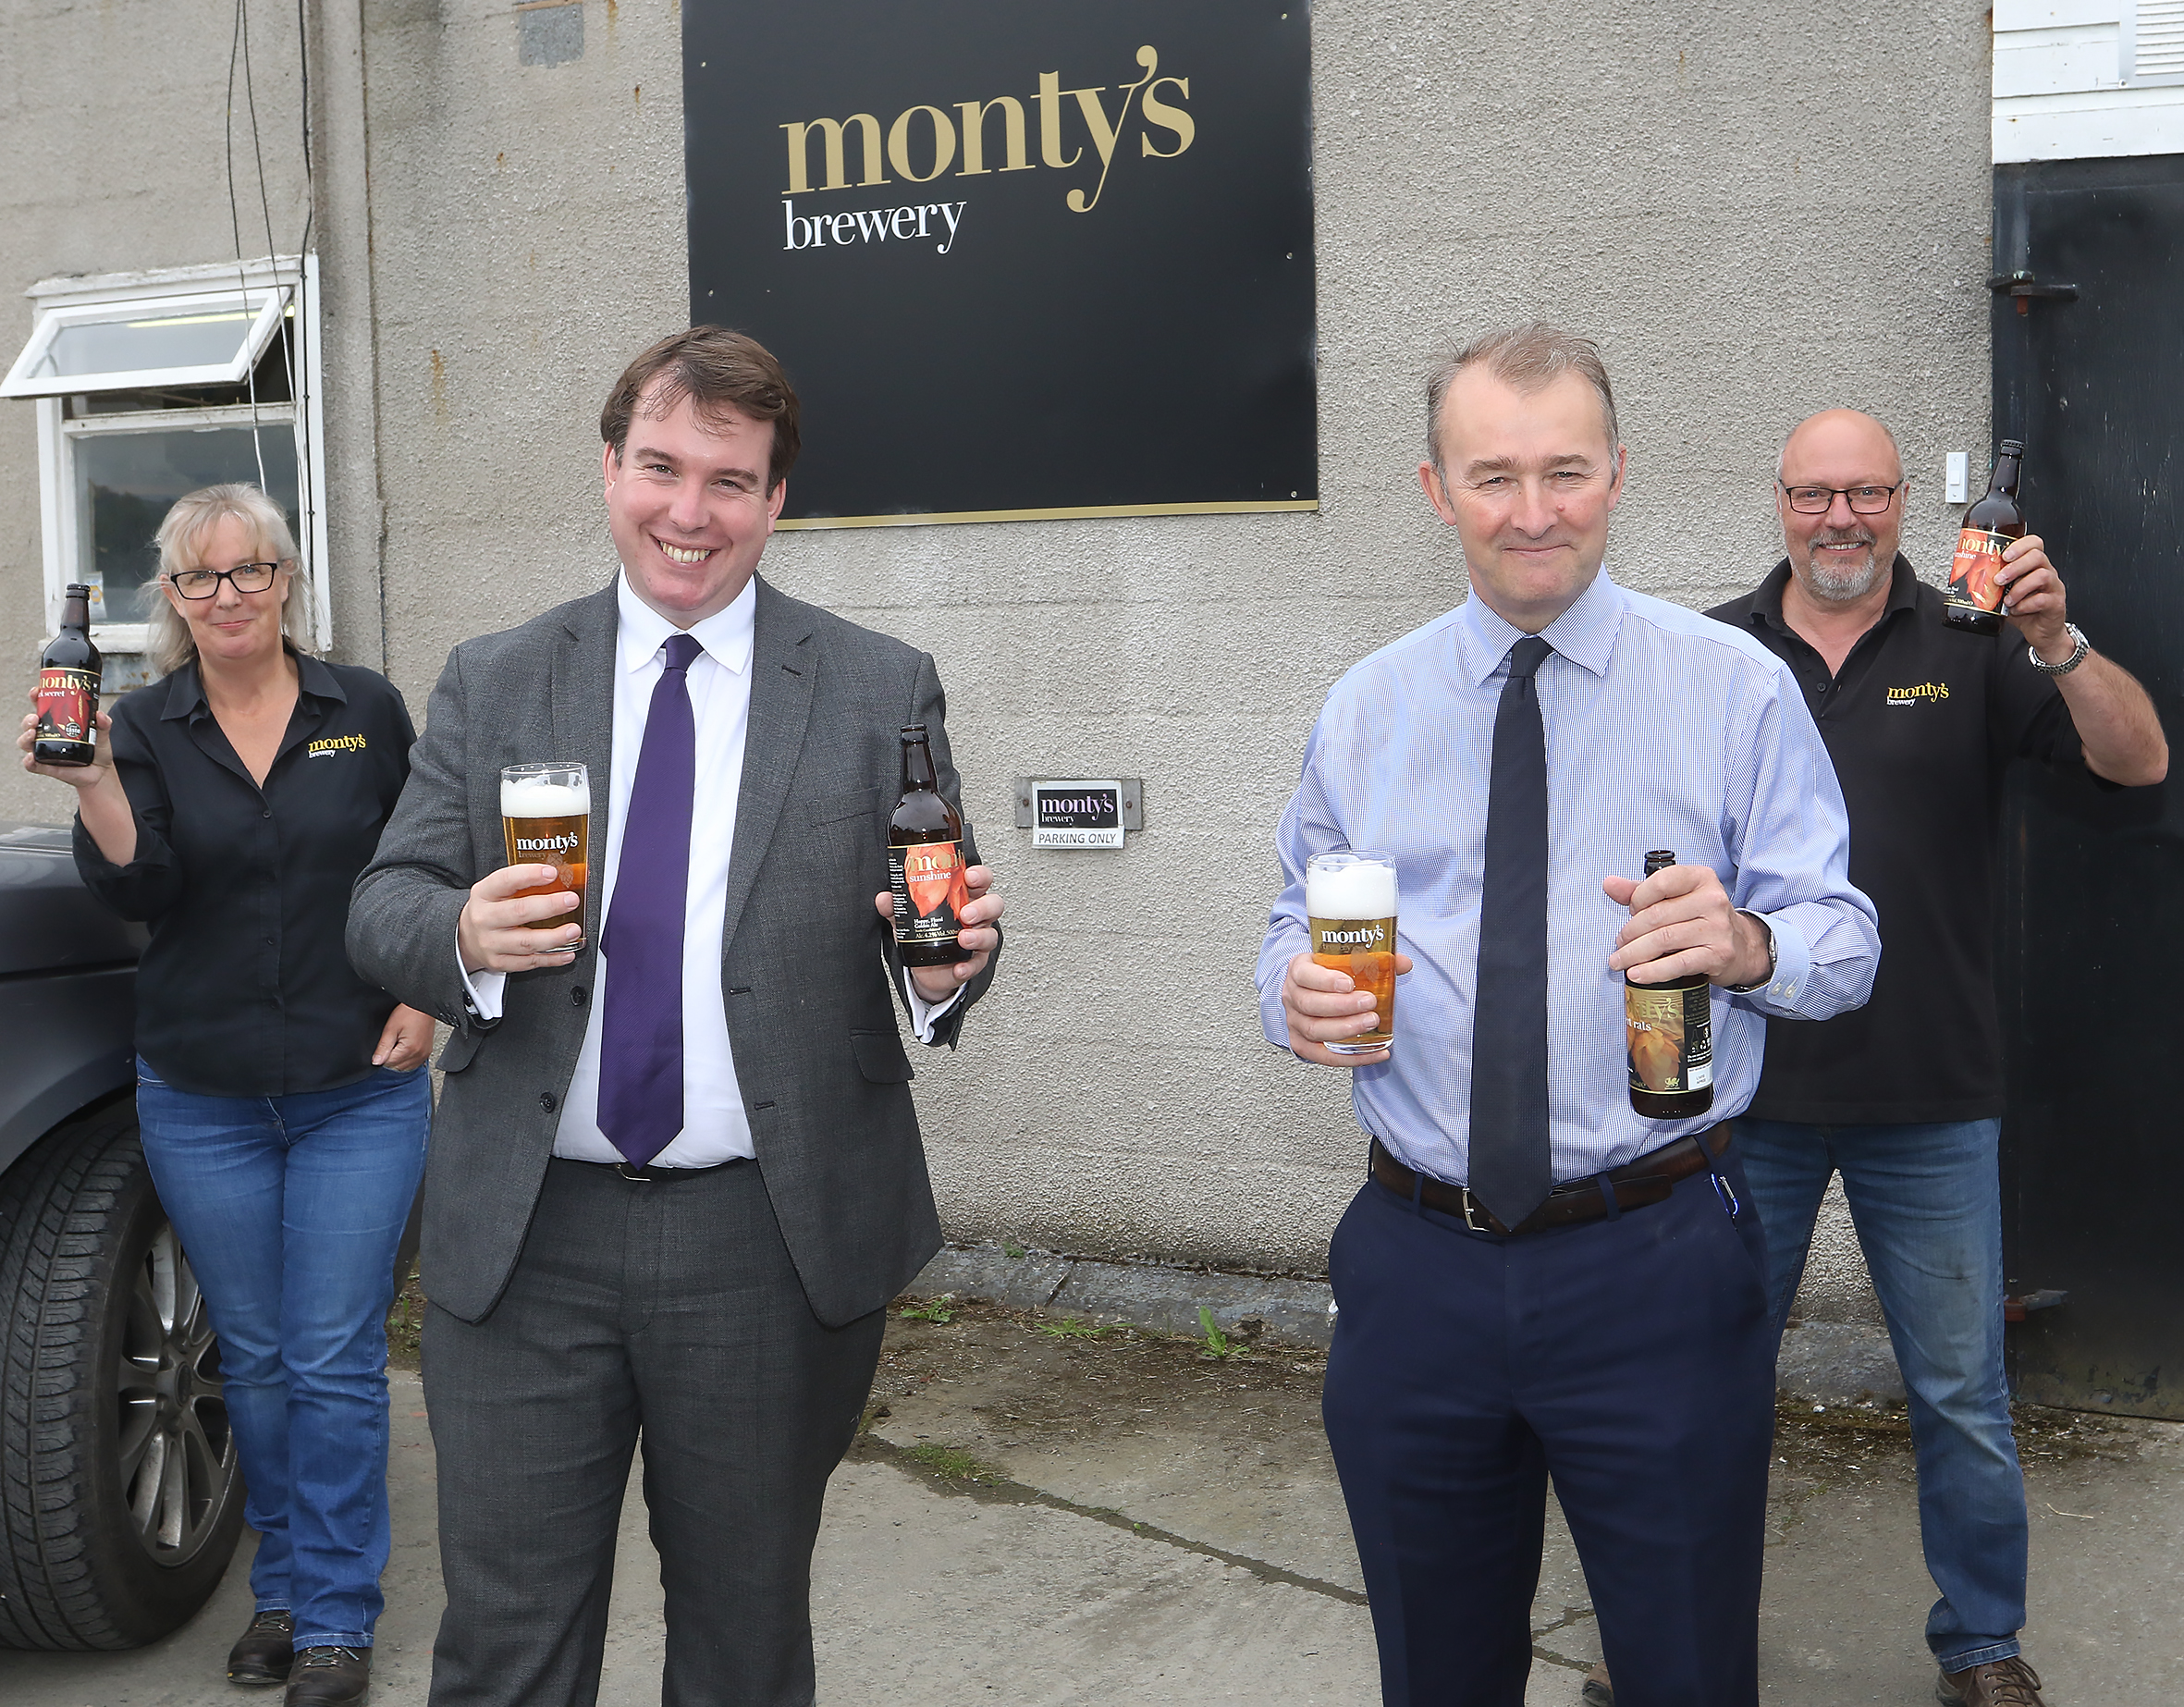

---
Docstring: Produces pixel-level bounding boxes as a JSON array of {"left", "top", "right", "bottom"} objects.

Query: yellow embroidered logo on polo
[
  {"left": 1883, "top": 682, "right": 1949, "bottom": 707},
  {"left": 307, "top": 733, "right": 369, "bottom": 757}
]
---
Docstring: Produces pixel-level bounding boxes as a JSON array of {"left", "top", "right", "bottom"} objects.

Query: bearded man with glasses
[{"left": 1675, "top": 409, "right": 2166, "bottom": 1707}]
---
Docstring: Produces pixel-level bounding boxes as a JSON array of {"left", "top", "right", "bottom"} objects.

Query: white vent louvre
[{"left": 2124, "top": 0, "right": 2184, "bottom": 83}]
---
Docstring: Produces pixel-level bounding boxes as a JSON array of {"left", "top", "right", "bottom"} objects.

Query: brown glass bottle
[
  {"left": 888, "top": 724, "right": 970, "bottom": 966},
  {"left": 1944, "top": 441, "right": 2025, "bottom": 636},
  {"left": 1626, "top": 849, "right": 1714, "bottom": 1118},
  {"left": 33, "top": 584, "right": 101, "bottom": 768}
]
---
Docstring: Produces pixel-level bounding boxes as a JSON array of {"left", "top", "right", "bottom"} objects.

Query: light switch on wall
[{"left": 1945, "top": 452, "right": 1969, "bottom": 504}]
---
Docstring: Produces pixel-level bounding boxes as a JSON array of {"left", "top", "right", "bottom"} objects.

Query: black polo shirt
[
  {"left": 74, "top": 652, "right": 417, "bottom": 1099},
  {"left": 1706, "top": 558, "right": 2091, "bottom": 1124}
]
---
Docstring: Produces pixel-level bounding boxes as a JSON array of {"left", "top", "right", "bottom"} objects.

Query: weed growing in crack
[
  {"left": 904, "top": 1443, "right": 1002, "bottom": 1483},
  {"left": 1038, "top": 1317, "right": 1110, "bottom": 1340},
  {"left": 899, "top": 1294, "right": 956, "bottom": 1324},
  {"left": 1196, "top": 1305, "right": 1241, "bottom": 1359}
]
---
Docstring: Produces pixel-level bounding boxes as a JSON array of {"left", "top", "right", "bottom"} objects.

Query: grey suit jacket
[{"left": 348, "top": 577, "right": 996, "bottom": 1328}]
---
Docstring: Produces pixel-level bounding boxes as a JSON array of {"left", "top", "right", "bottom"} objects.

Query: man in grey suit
[{"left": 349, "top": 327, "right": 1002, "bottom": 1707}]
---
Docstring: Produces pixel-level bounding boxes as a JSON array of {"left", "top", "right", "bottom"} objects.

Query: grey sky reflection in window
[
  {"left": 4, "top": 290, "right": 288, "bottom": 399},
  {"left": 36, "top": 309, "right": 255, "bottom": 382}
]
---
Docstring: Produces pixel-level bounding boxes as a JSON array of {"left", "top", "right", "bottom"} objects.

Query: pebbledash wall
[{"left": 0, "top": 1, "right": 2003, "bottom": 1321}]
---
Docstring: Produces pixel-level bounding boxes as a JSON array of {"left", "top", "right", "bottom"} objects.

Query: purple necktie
[{"left": 597, "top": 632, "right": 704, "bottom": 1167}]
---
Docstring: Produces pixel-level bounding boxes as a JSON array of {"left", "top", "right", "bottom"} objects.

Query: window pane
[
  {"left": 33, "top": 302, "right": 259, "bottom": 383},
  {"left": 72, "top": 318, "right": 298, "bottom": 414},
  {"left": 74, "top": 425, "right": 301, "bottom": 624}
]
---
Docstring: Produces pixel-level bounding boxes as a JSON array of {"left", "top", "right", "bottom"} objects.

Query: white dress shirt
[{"left": 464, "top": 572, "right": 961, "bottom": 1166}]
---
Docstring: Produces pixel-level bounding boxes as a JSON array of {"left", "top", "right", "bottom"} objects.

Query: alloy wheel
[{"left": 113, "top": 1224, "right": 235, "bottom": 1565}]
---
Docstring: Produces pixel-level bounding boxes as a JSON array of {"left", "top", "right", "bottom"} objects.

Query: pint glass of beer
[
  {"left": 1307, "top": 851, "right": 1400, "bottom": 1056},
  {"left": 500, "top": 762, "right": 590, "bottom": 952}
]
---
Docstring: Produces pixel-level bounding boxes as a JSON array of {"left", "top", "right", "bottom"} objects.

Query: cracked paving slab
[
  {"left": 814, "top": 1445, "right": 1587, "bottom": 1704},
  {"left": 4, "top": 1306, "right": 2177, "bottom": 1705}
]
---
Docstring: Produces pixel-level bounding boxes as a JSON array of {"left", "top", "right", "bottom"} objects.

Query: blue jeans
[
  {"left": 135, "top": 1060, "right": 431, "bottom": 1653},
  {"left": 1736, "top": 1117, "right": 2026, "bottom": 1673}
]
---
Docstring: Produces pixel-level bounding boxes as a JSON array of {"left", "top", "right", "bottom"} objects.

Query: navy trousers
[{"left": 1322, "top": 1147, "right": 1776, "bottom": 1707}]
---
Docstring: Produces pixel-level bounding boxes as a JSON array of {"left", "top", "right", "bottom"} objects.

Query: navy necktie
[
  {"left": 1467, "top": 634, "right": 1554, "bottom": 1227},
  {"left": 597, "top": 632, "right": 704, "bottom": 1167}
]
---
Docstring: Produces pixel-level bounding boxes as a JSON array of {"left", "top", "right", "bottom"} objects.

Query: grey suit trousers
[{"left": 422, "top": 1160, "right": 885, "bottom": 1707}]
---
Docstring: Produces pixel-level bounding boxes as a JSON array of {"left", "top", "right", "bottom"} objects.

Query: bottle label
[
  {"left": 1945, "top": 528, "right": 2009, "bottom": 615},
  {"left": 35, "top": 667, "right": 98, "bottom": 750},
  {"left": 1626, "top": 982, "right": 1714, "bottom": 1097},
  {"left": 889, "top": 839, "right": 969, "bottom": 947}
]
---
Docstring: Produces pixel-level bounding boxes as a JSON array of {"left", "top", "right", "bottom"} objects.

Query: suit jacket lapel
[
  {"left": 551, "top": 580, "right": 620, "bottom": 950},
  {"left": 721, "top": 578, "right": 815, "bottom": 953}
]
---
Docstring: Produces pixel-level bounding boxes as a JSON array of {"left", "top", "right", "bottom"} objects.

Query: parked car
[{"left": 0, "top": 819, "right": 244, "bottom": 1649}]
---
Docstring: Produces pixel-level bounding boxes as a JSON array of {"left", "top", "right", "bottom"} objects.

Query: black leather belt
[
  {"left": 551, "top": 1156, "right": 745, "bottom": 1184},
  {"left": 1368, "top": 1124, "right": 1731, "bottom": 1236}
]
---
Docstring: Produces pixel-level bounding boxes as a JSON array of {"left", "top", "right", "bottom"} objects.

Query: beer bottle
[
  {"left": 1944, "top": 441, "right": 2025, "bottom": 636},
  {"left": 888, "top": 725, "right": 970, "bottom": 967},
  {"left": 33, "top": 583, "right": 101, "bottom": 768},
  {"left": 1626, "top": 849, "right": 1714, "bottom": 1118}
]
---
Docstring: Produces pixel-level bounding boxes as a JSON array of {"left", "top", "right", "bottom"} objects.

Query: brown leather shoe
[
  {"left": 285, "top": 1645, "right": 370, "bottom": 1706},
  {"left": 1936, "top": 1656, "right": 2044, "bottom": 1706},
  {"left": 1581, "top": 1663, "right": 1613, "bottom": 1705},
  {"left": 227, "top": 1609, "right": 294, "bottom": 1685}
]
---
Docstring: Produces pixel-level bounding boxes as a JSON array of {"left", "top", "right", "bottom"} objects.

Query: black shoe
[
  {"left": 284, "top": 1646, "right": 370, "bottom": 1706},
  {"left": 1580, "top": 1664, "right": 1613, "bottom": 1705},
  {"left": 227, "top": 1609, "right": 294, "bottom": 1685}
]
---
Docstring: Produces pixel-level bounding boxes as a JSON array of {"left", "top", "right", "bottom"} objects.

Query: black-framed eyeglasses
[
  {"left": 1778, "top": 481, "right": 1904, "bottom": 516},
  {"left": 169, "top": 561, "right": 283, "bottom": 599}
]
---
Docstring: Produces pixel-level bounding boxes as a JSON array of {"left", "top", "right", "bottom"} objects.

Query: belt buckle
[
  {"left": 613, "top": 1161, "right": 654, "bottom": 1183},
  {"left": 1454, "top": 1186, "right": 1496, "bottom": 1234}
]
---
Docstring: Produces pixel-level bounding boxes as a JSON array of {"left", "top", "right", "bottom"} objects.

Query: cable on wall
[
  {"left": 223, "top": 0, "right": 324, "bottom": 644},
  {"left": 225, "top": 0, "right": 271, "bottom": 498}
]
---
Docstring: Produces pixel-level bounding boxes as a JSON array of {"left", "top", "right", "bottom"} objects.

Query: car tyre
[{"left": 0, "top": 1095, "right": 245, "bottom": 1649}]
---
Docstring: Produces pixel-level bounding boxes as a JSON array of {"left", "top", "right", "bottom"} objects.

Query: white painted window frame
[
  {"left": 2121, "top": 0, "right": 2184, "bottom": 84},
  {"left": 23, "top": 255, "right": 329, "bottom": 657},
  {"left": 2, "top": 287, "right": 288, "bottom": 400}
]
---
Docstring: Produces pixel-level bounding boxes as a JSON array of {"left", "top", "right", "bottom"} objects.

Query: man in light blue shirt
[{"left": 1257, "top": 323, "right": 1878, "bottom": 1707}]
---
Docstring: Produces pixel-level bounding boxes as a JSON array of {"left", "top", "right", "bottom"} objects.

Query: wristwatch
[
  {"left": 2029, "top": 623, "right": 2090, "bottom": 675},
  {"left": 1724, "top": 910, "right": 1777, "bottom": 994}
]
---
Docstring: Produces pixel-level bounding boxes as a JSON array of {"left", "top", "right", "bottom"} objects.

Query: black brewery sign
[{"left": 684, "top": 3, "right": 1317, "bottom": 526}]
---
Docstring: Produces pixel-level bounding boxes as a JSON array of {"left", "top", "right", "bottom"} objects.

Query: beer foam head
[
  {"left": 500, "top": 777, "right": 589, "bottom": 817},
  {"left": 1307, "top": 854, "right": 1397, "bottom": 918}
]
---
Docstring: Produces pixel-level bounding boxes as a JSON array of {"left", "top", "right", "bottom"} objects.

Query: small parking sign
[{"left": 1032, "top": 780, "right": 1124, "bottom": 849}]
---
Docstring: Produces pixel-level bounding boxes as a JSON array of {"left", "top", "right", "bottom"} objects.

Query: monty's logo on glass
[
  {"left": 1314, "top": 922, "right": 1389, "bottom": 948},
  {"left": 778, "top": 43, "right": 1197, "bottom": 256}
]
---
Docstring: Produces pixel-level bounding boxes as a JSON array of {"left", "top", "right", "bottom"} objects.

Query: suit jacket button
[
  {"left": 539, "top": 1091, "right": 558, "bottom": 1112},
  {"left": 571, "top": 986, "right": 587, "bottom": 1006}
]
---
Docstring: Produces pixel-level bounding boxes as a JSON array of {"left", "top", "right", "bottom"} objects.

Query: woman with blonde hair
[{"left": 18, "top": 484, "right": 432, "bottom": 1707}]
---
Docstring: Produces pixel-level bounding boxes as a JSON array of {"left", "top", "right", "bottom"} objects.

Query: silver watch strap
[{"left": 2029, "top": 623, "right": 2090, "bottom": 675}]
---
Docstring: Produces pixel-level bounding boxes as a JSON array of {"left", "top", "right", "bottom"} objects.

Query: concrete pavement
[{"left": 3, "top": 1299, "right": 2178, "bottom": 1705}]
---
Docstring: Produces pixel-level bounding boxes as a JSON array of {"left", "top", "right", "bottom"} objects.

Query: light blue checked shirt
[{"left": 1257, "top": 569, "right": 1880, "bottom": 1186}]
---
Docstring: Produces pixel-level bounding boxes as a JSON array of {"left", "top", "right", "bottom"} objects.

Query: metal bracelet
[{"left": 2029, "top": 622, "right": 2090, "bottom": 675}]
